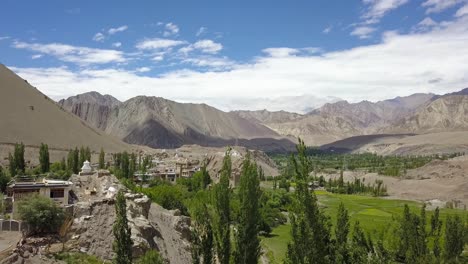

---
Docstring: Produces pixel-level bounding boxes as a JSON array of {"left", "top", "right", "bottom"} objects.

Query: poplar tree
[
  {"left": 335, "top": 202, "right": 350, "bottom": 263},
  {"left": 285, "top": 139, "right": 333, "bottom": 264},
  {"left": 212, "top": 149, "right": 231, "bottom": 264},
  {"left": 99, "top": 148, "right": 105, "bottom": 169},
  {"left": 113, "top": 191, "right": 133, "bottom": 264},
  {"left": 8, "top": 152, "right": 16, "bottom": 176},
  {"left": 39, "top": 143, "right": 50, "bottom": 173},
  {"left": 73, "top": 147, "right": 79, "bottom": 174},
  {"left": 85, "top": 146, "right": 91, "bottom": 162},
  {"left": 234, "top": 153, "right": 261, "bottom": 264},
  {"left": 79, "top": 146, "right": 86, "bottom": 166},
  {"left": 14, "top": 143, "right": 25, "bottom": 174},
  {"left": 444, "top": 214, "right": 465, "bottom": 262},
  {"left": 191, "top": 191, "right": 214, "bottom": 264}
]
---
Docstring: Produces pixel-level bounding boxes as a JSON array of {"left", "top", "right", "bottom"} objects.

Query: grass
[
  {"left": 261, "top": 190, "right": 468, "bottom": 264},
  {"left": 54, "top": 252, "right": 109, "bottom": 264}
]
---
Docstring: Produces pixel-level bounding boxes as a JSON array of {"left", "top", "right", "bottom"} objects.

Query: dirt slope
[{"left": 0, "top": 64, "right": 130, "bottom": 152}]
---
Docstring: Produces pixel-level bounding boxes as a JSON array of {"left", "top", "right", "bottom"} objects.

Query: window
[{"left": 50, "top": 189, "right": 65, "bottom": 198}]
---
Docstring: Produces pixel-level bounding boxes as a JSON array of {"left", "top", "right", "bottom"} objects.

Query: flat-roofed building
[{"left": 6, "top": 176, "right": 73, "bottom": 214}]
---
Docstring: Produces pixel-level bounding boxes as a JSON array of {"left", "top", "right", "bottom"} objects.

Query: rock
[{"left": 173, "top": 216, "right": 191, "bottom": 240}]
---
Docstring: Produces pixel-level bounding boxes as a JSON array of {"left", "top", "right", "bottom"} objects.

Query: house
[{"left": 6, "top": 176, "right": 73, "bottom": 214}]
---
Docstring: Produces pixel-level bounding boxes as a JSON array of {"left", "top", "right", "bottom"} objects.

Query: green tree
[
  {"left": 350, "top": 221, "right": 370, "bottom": 264},
  {"left": 211, "top": 149, "right": 231, "bottom": 264},
  {"left": 430, "top": 207, "right": 442, "bottom": 259},
  {"left": 396, "top": 204, "right": 429, "bottom": 263},
  {"left": 79, "top": 146, "right": 86, "bottom": 166},
  {"left": 85, "top": 146, "right": 91, "bottom": 162},
  {"left": 113, "top": 191, "right": 133, "bottom": 264},
  {"left": 234, "top": 154, "right": 261, "bottom": 264},
  {"left": 285, "top": 139, "right": 333, "bottom": 264},
  {"left": 120, "top": 151, "right": 130, "bottom": 178},
  {"left": 191, "top": 191, "right": 214, "bottom": 264},
  {"left": 73, "top": 147, "right": 79, "bottom": 174},
  {"left": 444, "top": 214, "right": 465, "bottom": 262},
  {"left": 129, "top": 153, "right": 137, "bottom": 179},
  {"left": 136, "top": 250, "right": 164, "bottom": 264},
  {"left": 335, "top": 202, "right": 350, "bottom": 263},
  {"left": 8, "top": 152, "right": 16, "bottom": 177},
  {"left": 17, "top": 194, "right": 65, "bottom": 234},
  {"left": 15, "top": 143, "right": 26, "bottom": 174},
  {"left": 0, "top": 167, "right": 10, "bottom": 192},
  {"left": 39, "top": 143, "right": 50, "bottom": 173},
  {"left": 99, "top": 148, "right": 105, "bottom": 169}
]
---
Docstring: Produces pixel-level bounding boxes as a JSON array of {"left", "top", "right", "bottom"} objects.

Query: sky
[{"left": 1, "top": 0, "right": 468, "bottom": 113}]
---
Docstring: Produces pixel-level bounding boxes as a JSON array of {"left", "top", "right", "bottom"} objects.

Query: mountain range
[
  {"left": 2, "top": 63, "right": 468, "bottom": 153},
  {"left": 58, "top": 86, "right": 468, "bottom": 151}
]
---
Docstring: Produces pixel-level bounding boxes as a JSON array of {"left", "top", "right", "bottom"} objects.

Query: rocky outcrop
[
  {"left": 387, "top": 95, "right": 468, "bottom": 133},
  {"left": 1, "top": 173, "right": 192, "bottom": 264},
  {"left": 58, "top": 91, "right": 120, "bottom": 130},
  {"left": 68, "top": 192, "right": 191, "bottom": 262}
]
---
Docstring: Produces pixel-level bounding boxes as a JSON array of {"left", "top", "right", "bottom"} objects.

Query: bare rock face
[
  {"left": 149, "top": 204, "right": 192, "bottom": 264},
  {"left": 58, "top": 91, "right": 121, "bottom": 130},
  {"left": 67, "top": 192, "right": 191, "bottom": 262},
  {"left": 2, "top": 173, "right": 192, "bottom": 263}
]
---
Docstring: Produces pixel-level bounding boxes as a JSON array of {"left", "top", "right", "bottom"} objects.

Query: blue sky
[{"left": 1, "top": 0, "right": 468, "bottom": 113}]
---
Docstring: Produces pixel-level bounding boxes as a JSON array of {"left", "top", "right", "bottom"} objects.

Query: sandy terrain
[
  {"left": 322, "top": 131, "right": 468, "bottom": 155},
  {"left": 322, "top": 156, "right": 468, "bottom": 208},
  {"left": 0, "top": 232, "right": 21, "bottom": 256}
]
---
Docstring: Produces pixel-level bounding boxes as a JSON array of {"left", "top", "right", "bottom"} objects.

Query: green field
[{"left": 261, "top": 190, "right": 468, "bottom": 264}]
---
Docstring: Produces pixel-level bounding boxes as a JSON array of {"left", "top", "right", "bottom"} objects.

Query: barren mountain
[
  {"left": 59, "top": 92, "right": 295, "bottom": 152},
  {"left": 58, "top": 91, "right": 121, "bottom": 129},
  {"left": 0, "top": 64, "right": 130, "bottom": 152},
  {"left": 387, "top": 95, "right": 468, "bottom": 133},
  {"left": 233, "top": 109, "right": 303, "bottom": 124},
  {"left": 261, "top": 93, "right": 435, "bottom": 146}
]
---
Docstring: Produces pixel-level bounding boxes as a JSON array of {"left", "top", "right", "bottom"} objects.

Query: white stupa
[{"left": 81, "top": 160, "right": 92, "bottom": 174}]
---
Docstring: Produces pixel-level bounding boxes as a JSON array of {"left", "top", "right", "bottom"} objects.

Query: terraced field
[{"left": 261, "top": 190, "right": 468, "bottom": 263}]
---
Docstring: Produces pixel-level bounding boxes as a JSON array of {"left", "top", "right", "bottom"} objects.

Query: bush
[
  {"left": 54, "top": 252, "right": 108, "bottom": 264},
  {"left": 17, "top": 194, "right": 65, "bottom": 234},
  {"left": 137, "top": 250, "right": 164, "bottom": 264},
  {"left": 142, "top": 184, "right": 189, "bottom": 215}
]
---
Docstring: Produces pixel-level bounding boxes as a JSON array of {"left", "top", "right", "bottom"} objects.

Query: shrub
[
  {"left": 136, "top": 250, "right": 164, "bottom": 264},
  {"left": 17, "top": 194, "right": 65, "bottom": 234}
]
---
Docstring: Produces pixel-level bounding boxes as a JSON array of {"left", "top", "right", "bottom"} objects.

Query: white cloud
[
  {"left": 13, "top": 41, "right": 126, "bottom": 65},
  {"left": 182, "top": 56, "right": 234, "bottom": 69},
  {"left": 192, "top": 40, "right": 223, "bottom": 54},
  {"left": 323, "top": 26, "right": 332, "bottom": 34},
  {"left": 362, "top": 0, "right": 409, "bottom": 24},
  {"left": 163, "top": 22, "right": 179, "bottom": 37},
  {"left": 136, "top": 67, "right": 151, "bottom": 73},
  {"left": 152, "top": 55, "right": 164, "bottom": 61},
  {"left": 136, "top": 38, "right": 186, "bottom": 50},
  {"left": 455, "top": 4, "right": 468, "bottom": 16},
  {"left": 108, "top": 25, "right": 128, "bottom": 35},
  {"left": 414, "top": 17, "right": 439, "bottom": 32},
  {"left": 177, "top": 39, "right": 223, "bottom": 55},
  {"left": 92, "top": 32, "right": 105, "bottom": 42},
  {"left": 350, "top": 26, "right": 376, "bottom": 38},
  {"left": 262, "top": 48, "right": 299, "bottom": 57},
  {"left": 196, "top": 27, "right": 207, "bottom": 37},
  {"left": 31, "top": 54, "right": 43, "bottom": 59},
  {"left": 112, "top": 42, "right": 122, "bottom": 48},
  {"left": 0, "top": 36, "right": 10, "bottom": 41},
  {"left": 422, "top": 0, "right": 466, "bottom": 14},
  {"left": 9, "top": 16, "right": 468, "bottom": 113}
]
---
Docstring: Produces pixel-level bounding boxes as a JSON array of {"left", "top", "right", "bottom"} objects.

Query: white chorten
[{"left": 81, "top": 160, "right": 92, "bottom": 174}]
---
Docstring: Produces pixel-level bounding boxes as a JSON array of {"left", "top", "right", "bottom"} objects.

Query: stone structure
[{"left": 80, "top": 160, "right": 93, "bottom": 175}]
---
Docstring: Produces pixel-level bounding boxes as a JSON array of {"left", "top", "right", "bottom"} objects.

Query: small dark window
[{"left": 50, "top": 189, "right": 65, "bottom": 198}]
